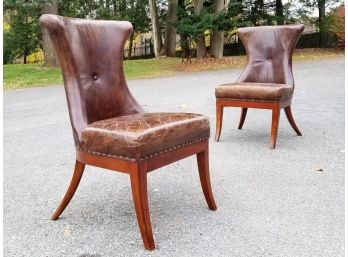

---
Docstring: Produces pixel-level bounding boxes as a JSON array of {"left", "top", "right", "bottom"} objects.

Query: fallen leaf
[{"left": 64, "top": 225, "right": 72, "bottom": 237}]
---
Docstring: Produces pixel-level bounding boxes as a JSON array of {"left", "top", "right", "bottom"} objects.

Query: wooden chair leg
[
  {"left": 130, "top": 162, "right": 155, "bottom": 250},
  {"left": 238, "top": 108, "right": 248, "bottom": 129},
  {"left": 196, "top": 145, "right": 217, "bottom": 211},
  {"left": 270, "top": 105, "right": 281, "bottom": 149},
  {"left": 51, "top": 160, "right": 85, "bottom": 220},
  {"left": 284, "top": 106, "right": 302, "bottom": 136},
  {"left": 215, "top": 101, "right": 224, "bottom": 142}
]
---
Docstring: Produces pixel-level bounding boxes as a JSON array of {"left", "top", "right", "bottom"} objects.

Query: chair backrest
[
  {"left": 236, "top": 24, "right": 304, "bottom": 86},
  {"left": 39, "top": 15, "right": 144, "bottom": 143}
]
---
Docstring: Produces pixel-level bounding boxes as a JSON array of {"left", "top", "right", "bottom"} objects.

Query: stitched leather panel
[
  {"left": 80, "top": 113, "right": 210, "bottom": 161},
  {"left": 215, "top": 82, "right": 293, "bottom": 101}
]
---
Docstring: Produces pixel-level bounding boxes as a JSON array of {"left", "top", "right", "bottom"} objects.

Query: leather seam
[{"left": 76, "top": 136, "right": 209, "bottom": 162}]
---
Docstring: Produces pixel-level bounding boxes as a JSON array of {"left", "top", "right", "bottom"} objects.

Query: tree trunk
[
  {"left": 164, "top": 0, "right": 178, "bottom": 57},
  {"left": 210, "top": 0, "right": 224, "bottom": 59},
  {"left": 194, "top": 0, "right": 206, "bottom": 58},
  {"left": 318, "top": 0, "right": 326, "bottom": 48},
  {"left": 41, "top": 1, "right": 58, "bottom": 66},
  {"left": 24, "top": 51, "right": 27, "bottom": 64},
  {"left": 275, "top": 0, "right": 284, "bottom": 25},
  {"left": 128, "top": 32, "right": 134, "bottom": 58},
  {"left": 251, "top": 0, "right": 264, "bottom": 25},
  {"left": 149, "top": 0, "right": 163, "bottom": 57}
]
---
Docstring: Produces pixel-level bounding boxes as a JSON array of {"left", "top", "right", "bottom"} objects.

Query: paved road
[{"left": 4, "top": 58, "right": 344, "bottom": 257}]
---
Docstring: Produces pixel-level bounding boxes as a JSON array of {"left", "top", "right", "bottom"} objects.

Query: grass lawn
[{"left": 3, "top": 48, "right": 344, "bottom": 91}]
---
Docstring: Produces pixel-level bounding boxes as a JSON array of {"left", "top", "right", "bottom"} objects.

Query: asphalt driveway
[{"left": 3, "top": 58, "right": 345, "bottom": 257}]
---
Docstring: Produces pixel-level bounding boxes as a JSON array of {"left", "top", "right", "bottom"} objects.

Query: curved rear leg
[
  {"left": 215, "top": 100, "right": 224, "bottom": 142},
  {"left": 238, "top": 108, "right": 248, "bottom": 129},
  {"left": 196, "top": 142, "right": 217, "bottom": 211},
  {"left": 51, "top": 160, "right": 85, "bottom": 220},
  {"left": 284, "top": 106, "right": 302, "bottom": 136}
]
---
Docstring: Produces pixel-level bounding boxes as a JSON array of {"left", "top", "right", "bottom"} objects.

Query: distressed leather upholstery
[
  {"left": 215, "top": 25, "right": 304, "bottom": 101},
  {"left": 80, "top": 113, "right": 209, "bottom": 161},
  {"left": 40, "top": 15, "right": 210, "bottom": 160},
  {"left": 40, "top": 15, "right": 217, "bottom": 251},
  {"left": 215, "top": 82, "right": 293, "bottom": 102}
]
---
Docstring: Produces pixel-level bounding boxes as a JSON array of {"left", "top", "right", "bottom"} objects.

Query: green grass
[
  {"left": 3, "top": 58, "right": 181, "bottom": 91},
  {"left": 4, "top": 64, "right": 62, "bottom": 90},
  {"left": 3, "top": 48, "right": 344, "bottom": 91},
  {"left": 124, "top": 57, "right": 180, "bottom": 78}
]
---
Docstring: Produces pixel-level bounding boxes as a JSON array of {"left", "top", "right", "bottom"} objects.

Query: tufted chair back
[
  {"left": 237, "top": 25, "right": 304, "bottom": 86},
  {"left": 39, "top": 15, "right": 144, "bottom": 143}
]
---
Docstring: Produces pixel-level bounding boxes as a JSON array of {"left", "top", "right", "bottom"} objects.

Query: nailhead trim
[
  {"left": 76, "top": 136, "right": 209, "bottom": 162},
  {"left": 217, "top": 97, "right": 292, "bottom": 103}
]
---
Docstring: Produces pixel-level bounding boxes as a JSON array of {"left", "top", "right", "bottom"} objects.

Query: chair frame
[
  {"left": 215, "top": 98, "right": 302, "bottom": 149},
  {"left": 51, "top": 139, "right": 217, "bottom": 250}
]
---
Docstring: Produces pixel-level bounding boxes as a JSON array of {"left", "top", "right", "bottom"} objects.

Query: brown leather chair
[
  {"left": 39, "top": 14, "right": 216, "bottom": 250},
  {"left": 215, "top": 25, "right": 304, "bottom": 149}
]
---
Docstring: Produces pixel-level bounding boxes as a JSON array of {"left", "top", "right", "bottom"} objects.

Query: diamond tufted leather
[
  {"left": 79, "top": 113, "right": 210, "bottom": 161},
  {"left": 215, "top": 82, "right": 293, "bottom": 102}
]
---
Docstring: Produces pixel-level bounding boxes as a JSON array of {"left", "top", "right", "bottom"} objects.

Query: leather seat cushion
[
  {"left": 215, "top": 83, "right": 294, "bottom": 102},
  {"left": 79, "top": 112, "right": 210, "bottom": 161}
]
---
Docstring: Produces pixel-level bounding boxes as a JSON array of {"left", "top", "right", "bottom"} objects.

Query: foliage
[
  {"left": 175, "top": 1, "right": 241, "bottom": 42},
  {"left": 4, "top": 0, "right": 41, "bottom": 64},
  {"left": 327, "top": 5, "right": 345, "bottom": 47},
  {"left": 27, "top": 49, "right": 45, "bottom": 63},
  {"left": 59, "top": 0, "right": 151, "bottom": 34}
]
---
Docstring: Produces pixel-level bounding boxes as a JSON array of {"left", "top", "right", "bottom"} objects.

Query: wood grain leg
[
  {"left": 51, "top": 160, "right": 85, "bottom": 220},
  {"left": 130, "top": 162, "right": 155, "bottom": 250},
  {"left": 270, "top": 105, "right": 281, "bottom": 149},
  {"left": 238, "top": 108, "right": 248, "bottom": 130},
  {"left": 215, "top": 101, "right": 224, "bottom": 142},
  {"left": 284, "top": 106, "right": 302, "bottom": 136},
  {"left": 196, "top": 144, "right": 217, "bottom": 211}
]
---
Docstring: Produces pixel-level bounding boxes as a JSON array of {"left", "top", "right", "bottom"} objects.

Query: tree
[
  {"left": 327, "top": 5, "right": 345, "bottom": 47},
  {"left": 149, "top": 0, "right": 163, "bottom": 57},
  {"left": 210, "top": 0, "right": 224, "bottom": 58},
  {"left": 194, "top": 0, "right": 207, "bottom": 58},
  {"left": 4, "top": 0, "right": 41, "bottom": 64},
  {"left": 275, "top": 0, "right": 284, "bottom": 24},
  {"left": 41, "top": 0, "right": 58, "bottom": 66},
  {"left": 60, "top": 0, "right": 150, "bottom": 58},
  {"left": 318, "top": 0, "right": 326, "bottom": 47},
  {"left": 164, "top": 0, "right": 178, "bottom": 57},
  {"left": 176, "top": 0, "right": 239, "bottom": 59},
  {"left": 295, "top": 0, "right": 343, "bottom": 47}
]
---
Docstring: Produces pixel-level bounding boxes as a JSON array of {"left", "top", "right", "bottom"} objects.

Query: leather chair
[
  {"left": 215, "top": 25, "right": 304, "bottom": 149},
  {"left": 39, "top": 14, "right": 217, "bottom": 250}
]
